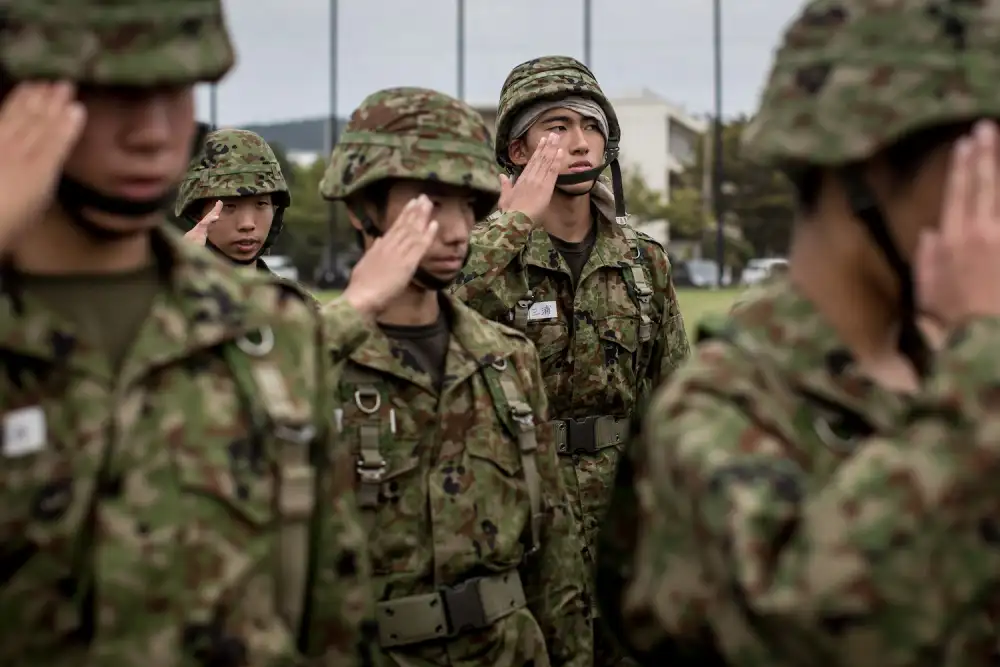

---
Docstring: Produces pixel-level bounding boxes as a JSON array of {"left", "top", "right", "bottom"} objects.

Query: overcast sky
[{"left": 195, "top": 0, "right": 804, "bottom": 126}]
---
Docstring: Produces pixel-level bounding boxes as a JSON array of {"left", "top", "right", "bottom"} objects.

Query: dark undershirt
[
  {"left": 549, "top": 221, "right": 597, "bottom": 289},
  {"left": 380, "top": 310, "right": 451, "bottom": 393},
  {"left": 20, "top": 263, "right": 163, "bottom": 374}
]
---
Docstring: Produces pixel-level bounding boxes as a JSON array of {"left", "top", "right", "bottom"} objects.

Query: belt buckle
[
  {"left": 564, "top": 416, "right": 599, "bottom": 454},
  {"left": 440, "top": 577, "right": 488, "bottom": 635}
]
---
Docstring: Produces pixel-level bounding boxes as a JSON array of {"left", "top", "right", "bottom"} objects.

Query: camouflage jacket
[
  {"left": 596, "top": 278, "right": 1000, "bottom": 667},
  {"left": 326, "top": 294, "right": 592, "bottom": 667},
  {"left": 449, "top": 198, "right": 689, "bottom": 566},
  {"left": 254, "top": 257, "right": 321, "bottom": 310},
  {"left": 0, "top": 227, "right": 376, "bottom": 667}
]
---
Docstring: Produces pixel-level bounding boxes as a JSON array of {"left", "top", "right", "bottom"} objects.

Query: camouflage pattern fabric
[
  {"left": 175, "top": 129, "right": 291, "bottom": 218},
  {"left": 0, "top": 227, "right": 378, "bottom": 666},
  {"left": 493, "top": 56, "right": 620, "bottom": 173},
  {"left": 330, "top": 295, "right": 591, "bottom": 667},
  {"left": 595, "top": 277, "right": 1000, "bottom": 666},
  {"left": 321, "top": 86, "right": 591, "bottom": 666},
  {"left": 0, "top": 0, "right": 234, "bottom": 86},
  {"left": 320, "top": 86, "right": 501, "bottom": 210},
  {"left": 595, "top": 4, "right": 1000, "bottom": 662},
  {"left": 450, "top": 192, "right": 690, "bottom": 575},
  {"left": 742, "top": 0, "right": 1000, "bottom": 169}
]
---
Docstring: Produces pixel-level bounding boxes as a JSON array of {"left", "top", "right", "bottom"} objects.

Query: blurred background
[{"left": 193, "top": 0, "right": 804, "bottom": 330}]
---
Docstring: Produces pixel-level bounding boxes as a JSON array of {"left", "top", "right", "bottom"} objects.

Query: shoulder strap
[
  {"left": 221, "top": 327, "right": 320, "bottom": 639},
  {"left": 619, "top": 224, "right": 654, "bottom": 344},
  {"left": 479, "top": 357, "right": 543, "bottom": 555}
]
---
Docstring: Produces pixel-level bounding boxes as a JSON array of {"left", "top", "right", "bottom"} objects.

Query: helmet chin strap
[
  {"left": 350, "top": 204, "right": 466, "bottom": 291},
  {"left": 57, "top": 123, "right": 210, "bottom": 241},
  {"left": 514, "top": 145, "right": 629, "bottom": 221}
]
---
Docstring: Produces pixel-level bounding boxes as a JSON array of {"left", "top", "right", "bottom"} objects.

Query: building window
[{"left": 668, "top": 121, "right": 697, "bottom": 167}]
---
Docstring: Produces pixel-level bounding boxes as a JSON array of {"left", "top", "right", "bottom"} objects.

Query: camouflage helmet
[
  {"left": 174, "top": 129, "right": 291, "bottom": 217},
  {"left": 321, "top": 87, "right": 501, "bottom": 218},
  {"left": 743, "top": 0, "right": 1000, "bottom": 170},
  {"left": 494, "top": 56, "right": 620, "bottom": 172},
  {"left": 0, "top": 0, "right": 234, "bottom": 87}
]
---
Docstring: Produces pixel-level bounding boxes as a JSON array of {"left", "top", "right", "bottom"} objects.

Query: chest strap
[
  {"left": 550, "top": 415, "right": 628, "bottom": 456},
  {"left": 223, "top": 330, "right": 319, "bottom": 638},
  {"left": 338, "top": 365, "right": 391, "bottom": 513},
  {"left": 375, "top": 570, "right": 526, "bottom": 648},
  {"left": 480, "top": 358, "right": 544, "bottom": 555}
]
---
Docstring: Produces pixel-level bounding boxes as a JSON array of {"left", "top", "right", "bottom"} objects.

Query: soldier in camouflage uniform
[
  {"left": 175, "top": 128, "right": 293, "bottom": 276},
  {"left": 448, "top": 56, "right": 689, "bottom": 666},
  {"left": 0, "top": 0, "right": 441, "bottom": 664},
  {"left": 595, "top": 2, "right": 1000, "bottom": 666},
  {"left": 320, "top": 86, "right": 592, "bottom": 667}
]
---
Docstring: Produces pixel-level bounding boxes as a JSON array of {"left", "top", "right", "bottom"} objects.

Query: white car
[
  {"left": 741, "top": 257, "right": 788, "bottom": 286},
  {"left": 265, "top": 255, "right": 299, "bottom": 282}
]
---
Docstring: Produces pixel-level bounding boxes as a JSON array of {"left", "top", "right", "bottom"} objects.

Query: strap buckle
[
  {"left": 441, "top": 577, "right": 489, "bottom": 635},
  {"left": 558, "top": 416, "right": 600, "bottom": 454},
  {"left": 356, "top": 459, "right": 387, "bottom": 483}
]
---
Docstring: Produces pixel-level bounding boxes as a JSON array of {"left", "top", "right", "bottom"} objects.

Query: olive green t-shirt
[{"left": 22, "top": 263, "right": 163, "bottom": 374}]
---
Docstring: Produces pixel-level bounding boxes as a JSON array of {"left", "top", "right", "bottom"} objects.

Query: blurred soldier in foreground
[
  {"left": 175, "top": 128, "right": 292, "bottom": 275},
  {"left": 320, "top": 86, "right": 592, "bottom": 667},
  {"left": 449, "top": 55, "right": 689, "bottom": 666},
  {"left": 596, "top": 1, "right": 1000, "bottom": 666},
  {"left": 0, "top": 0, "right": 434, "bottom": 663}
]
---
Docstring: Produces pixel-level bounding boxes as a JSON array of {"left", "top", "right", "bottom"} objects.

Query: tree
[
  {"left": 271, "top": 158, "right": 359, "bottom": 282},
  {"left": 672, "top": 116, "right": 797, "bottom": 258},
  {"left": 622, "top": 168, "right": 668, "bottom": 223},
  {"left": 662, "top": 187, "right": 709, "bottom": 239}
]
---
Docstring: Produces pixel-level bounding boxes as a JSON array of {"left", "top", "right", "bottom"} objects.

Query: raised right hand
[
  {"left": 916, "top": 120, "right": 1000, "bottom": 329},
  {"left": 498, "top": 133, "right": 563, "bottom": 223},
  {"left": 0, "top": 82, "right": 86, "bottom": 251},
  {"left": 344, "top": 195, "right": 439, "bottom": 318},
  {"left": 184, "top": 200, "right": 222, "bottom": 245}
]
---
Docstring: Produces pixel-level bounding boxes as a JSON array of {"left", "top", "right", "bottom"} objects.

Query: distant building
[{"left": 611, "top": 88, "right": 707, "bottom": 203}]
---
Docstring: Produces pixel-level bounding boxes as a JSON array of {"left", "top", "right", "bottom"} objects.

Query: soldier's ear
[{"left": 509, "top": 138, "right": 529, "bottom": 167}]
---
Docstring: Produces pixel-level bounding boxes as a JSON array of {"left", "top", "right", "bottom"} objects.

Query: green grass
[
  {"left": 675, "top": 288, "right": 740, "bottom": 338},
  {"left": 315, "top": 287, "right": 740, "bottom": 339}
]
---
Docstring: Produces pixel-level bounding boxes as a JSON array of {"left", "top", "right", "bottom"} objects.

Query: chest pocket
[
  {"left": 478, "top": 357, "right": 544, "bottom": 555},
  {"left": 508, "top": 227, "right": 655, "bottom": 350},
  {"left": 221, "top": 329, "right": 320, "bottom": 640}
]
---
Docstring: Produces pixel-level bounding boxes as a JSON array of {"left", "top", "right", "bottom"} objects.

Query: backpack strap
[
  {"left": 337, "top": 365, "right": 393, "bottom": 519},
  {"left": 619, "top": 224, "right": 654, "bottom": 344},
  {"left": 221, "top": 325, "right": 320, "bottom": 640},
  {"left": 479, "top": 356, "right": 543, "bottom": 555}
]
